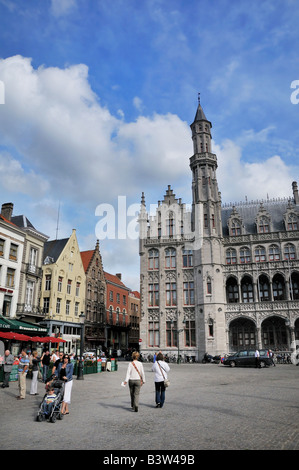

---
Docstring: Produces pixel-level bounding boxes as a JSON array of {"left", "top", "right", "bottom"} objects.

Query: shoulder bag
[
  {"left": 132, "top": 361, "right": 143, "bottom": 386},
  {"left": 157, "top": 361, "right": 170, "bottom": 387}
]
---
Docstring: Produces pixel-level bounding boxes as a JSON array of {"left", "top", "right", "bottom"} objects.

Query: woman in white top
[
  {"left": 152, "top": 352, "right": 170, "bottom": 408},
  {"left": 124, "top": 351, "right": 146, "bottom": 412}
]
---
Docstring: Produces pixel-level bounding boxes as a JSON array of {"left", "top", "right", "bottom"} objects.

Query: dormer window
[
  {"left": 231, "top": 220, "right": 241, "bottom": 236},
  {"left": 287, "top": 213, "right": 298, "bottom": 231},
  {"left": 258, "top": 216, "right": 270, "bottom": 233}
]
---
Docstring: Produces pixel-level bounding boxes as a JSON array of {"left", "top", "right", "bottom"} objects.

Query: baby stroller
[{"left": 36, "top": 377, "right": 65, "bottom": 423}]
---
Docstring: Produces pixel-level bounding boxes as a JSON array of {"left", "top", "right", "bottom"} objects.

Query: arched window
[
  {"left": 148, "top": 249, "right": 159, "bottom": 270},
  {"left": 284, "top": 243, "right": 296, "bottom": 260},
  {"left": 272, "top": 274, "right": 285, "bottom": 300},
  {"left": 165, "top": 248, "right": 176, "bottom": 269},
  {"left": 269, "top": 245, "right": 280, "bottom": 262},
  {"left": 241, "top": 276, "right": 254, "bottom": 303},
  {"left": 255, "top": 246, "right": 266, "bottom": 262},
  {"left": 226, "top": 277, "right": 239, "bottom": 303},
  {"left": 240, "top": 247, "right": 251, "bottom": 264},
  {"left": 226, "top": 248, "right": 237, "bottom": 265},
  {"left": 258, "top": 275, "right": 270, "bottom": 301},
  {"left": 166, "top": 212, "right": 174, "bottom": 237}
]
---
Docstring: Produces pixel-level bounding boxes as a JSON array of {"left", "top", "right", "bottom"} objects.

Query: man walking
[
  {"left": 1, "top": 350, "right": 14, "bottom": 388},
  {"left": 17, "top": 349, "right": 30, "bottom": 399}
]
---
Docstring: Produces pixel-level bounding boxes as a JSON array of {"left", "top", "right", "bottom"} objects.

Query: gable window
[
  {"left": 231, "top": 220, "right": 241, "bottom": 236},
  {"left": 287, "top": 214, "right": 298, "bottom": 231},
  {"left": 45, "top": 275, "right": 51, "bottom": 291},
  {"left": 166, "top": 214, "right": 174, "bottom": 237},
  {"left": 258, "top": 217, "right": 270, "bottom": 233}
]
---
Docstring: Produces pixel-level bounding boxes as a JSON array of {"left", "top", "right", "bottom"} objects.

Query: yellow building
[{"left": 40, "top": 229, "right": 86, "bottom": 353}]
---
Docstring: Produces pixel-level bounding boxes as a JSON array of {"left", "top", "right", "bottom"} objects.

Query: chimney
[
  {"left": 292, "top": 182, "right": 299, "bottom": 205},
  {"left": 116, "top": 273, "right": 122, "bottom": 280},
  {"left": 1, "top": 202, "right": 14, "bottom": 221}
]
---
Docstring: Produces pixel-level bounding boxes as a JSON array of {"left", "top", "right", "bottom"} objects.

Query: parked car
[{"left": 223, "top": 349, "right": 272, "bottom": 368}]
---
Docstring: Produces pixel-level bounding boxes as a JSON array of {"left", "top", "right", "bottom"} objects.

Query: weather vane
[{"left": 198, "top": 92, "right": 200, "bottom": 104}]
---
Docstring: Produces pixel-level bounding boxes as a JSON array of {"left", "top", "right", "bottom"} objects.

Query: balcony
[{"left": 26, "top": 263, "right": 42, "bottom": 278}]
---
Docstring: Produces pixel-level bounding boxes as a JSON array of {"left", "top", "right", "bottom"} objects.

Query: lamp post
[
  {"left": 171, "top": 318, "right": 185, "bottom": 364},
  {"left": 77, "top": 311, "right": 85, "bottom": 380}
]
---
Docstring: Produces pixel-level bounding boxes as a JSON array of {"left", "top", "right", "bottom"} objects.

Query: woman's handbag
[
  {"left": 157, "top": 362, "right": 170, "bottom": 387},
  {"left": 132, "top": 361, "right": 143, "bottom": 386}
]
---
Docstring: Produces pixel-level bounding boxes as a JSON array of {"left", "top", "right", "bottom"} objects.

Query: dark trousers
[
  {"left": 2, "top": 371, "right": 11, "bottom": 387},
  {"left": 155, "top": 381, "right": 166, "bottom": 407}
]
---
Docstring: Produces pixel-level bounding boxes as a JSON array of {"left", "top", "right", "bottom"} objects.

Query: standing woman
[
  {"left": 55, "top": 354, "right": 74, "bottom": 415},
  {"left": 124, "top": 351, "right": 145, "bottom": 412},
  {"left": 30, "top": 351, "right": 41, "bottom": 396},
  {"left": 152, "top": 352, "right": 170, "bottom": 408}
]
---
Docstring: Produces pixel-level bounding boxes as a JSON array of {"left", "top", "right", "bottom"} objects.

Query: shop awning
[{"left": 0, "top": 316, "right": 48, "bottom": 334}]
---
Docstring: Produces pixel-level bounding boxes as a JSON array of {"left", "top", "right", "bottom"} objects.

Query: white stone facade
[{"left": 139, "top": 101, "right": 299, "bottom": 361}]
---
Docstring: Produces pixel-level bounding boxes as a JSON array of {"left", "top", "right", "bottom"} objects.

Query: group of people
[
  {"left": 123, "top": 351, "right": 170, "bottom": 412},
  {"left": 1, "top": 348, "right": 74, "bottom": 416},
  {"left": 2, "top": 347, "right": 171, "bottom": 415}
]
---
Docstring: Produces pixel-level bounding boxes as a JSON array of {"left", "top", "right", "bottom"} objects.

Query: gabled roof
[
  {"left": 43, "top": 238, "right": 69, "bottom": 264},
  {"left": 104, "top": 271, "right": 129, "bottom": 290},
  {"left": 80, "top": 250, "right": 94, "bottom": 272},
  {"left": 0, "top": 214, "right": 18, "bottom": 227}
]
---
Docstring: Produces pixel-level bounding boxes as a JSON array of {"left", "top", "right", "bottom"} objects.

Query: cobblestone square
[{"left": 1, "top": 361, "right": 299, "bottom": 451}]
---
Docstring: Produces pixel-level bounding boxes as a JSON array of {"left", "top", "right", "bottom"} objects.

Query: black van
[{"left": 223, "top": 349, "right": 272, "bottom": 368}]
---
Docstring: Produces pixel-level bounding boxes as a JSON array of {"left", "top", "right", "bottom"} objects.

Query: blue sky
[{"left": 0, "top": 0, "right": 298, "bottom": 290}]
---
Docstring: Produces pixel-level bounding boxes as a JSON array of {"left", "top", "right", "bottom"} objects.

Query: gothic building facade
[{"left": 139, "top": 101, "right": 299, "bottom": 361}]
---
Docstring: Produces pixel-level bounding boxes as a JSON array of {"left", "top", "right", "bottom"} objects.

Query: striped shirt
[{"left": 18, "top": 354, "right": 30, "bottom": 373}]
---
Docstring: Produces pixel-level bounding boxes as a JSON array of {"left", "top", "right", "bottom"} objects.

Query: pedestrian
[
  {"left": 55, "top": 353, "right": 74, "bottom": 415},
  {"left": 41, "top": 350, "right": 51, "bottom": 382},
  {"left": 30, "top": 350, "right": 41, "bottom": 395},
  {"left": 1, "top": 350, "right": 14, "bottom": 388},
  {"left": 52, "top": 350, "right": 64, "bottom": 375},
  {"left": 17, "top": 349, "right": 30, "bottom": 399},
  {"left": 269, "top": 349, "right": 275, "bottom": 367},
  {"left": 123, "top": 351, "right": 146, "bottom": 412},
  {"left": 255, "top": 349, "right": 261, "bottom": 369},
  {"left": 151, "top": 352, "right": 170, "bottom": 408}
]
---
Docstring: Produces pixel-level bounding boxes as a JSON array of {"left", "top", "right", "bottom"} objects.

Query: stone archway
[
  {"left": 261, "top": 316, "right": 288, "bottom": 350},
  {"left": 229, "top": 317, "right": 257, "bottom": 351}
]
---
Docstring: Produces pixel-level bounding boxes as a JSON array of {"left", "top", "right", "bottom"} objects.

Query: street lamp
[
  {"left": 171, "top": 318, "right": 185, "bottom": 364},
  {"left": 77, "top": 311, "right": 85, "bottom": 380}
]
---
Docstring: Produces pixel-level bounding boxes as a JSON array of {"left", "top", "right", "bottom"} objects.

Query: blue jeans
[{"left": 155, "top": 381, "right": 166, "bottom": 407}]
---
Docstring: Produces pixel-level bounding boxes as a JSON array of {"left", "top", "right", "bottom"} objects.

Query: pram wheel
[
  {"left": 36, "top": 415, "right": 43, "bottom": 422},
  {"left": 58, "top": 412, "right": 64, "bottom": 420},
  {"left": 50, "top": 415, "right": 56, "bottom": 423}
]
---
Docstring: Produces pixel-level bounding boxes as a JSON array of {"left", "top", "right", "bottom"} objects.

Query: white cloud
[
  {"left": 50, "top": 0, "right": 76, "bottom": 17},
  {"left": 214, "top": 139, "right": 297, "bottom": 204}
]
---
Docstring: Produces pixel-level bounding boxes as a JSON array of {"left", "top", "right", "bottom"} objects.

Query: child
[{"left": 42, "top": 386, "right": 57, "bottom": 417}]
